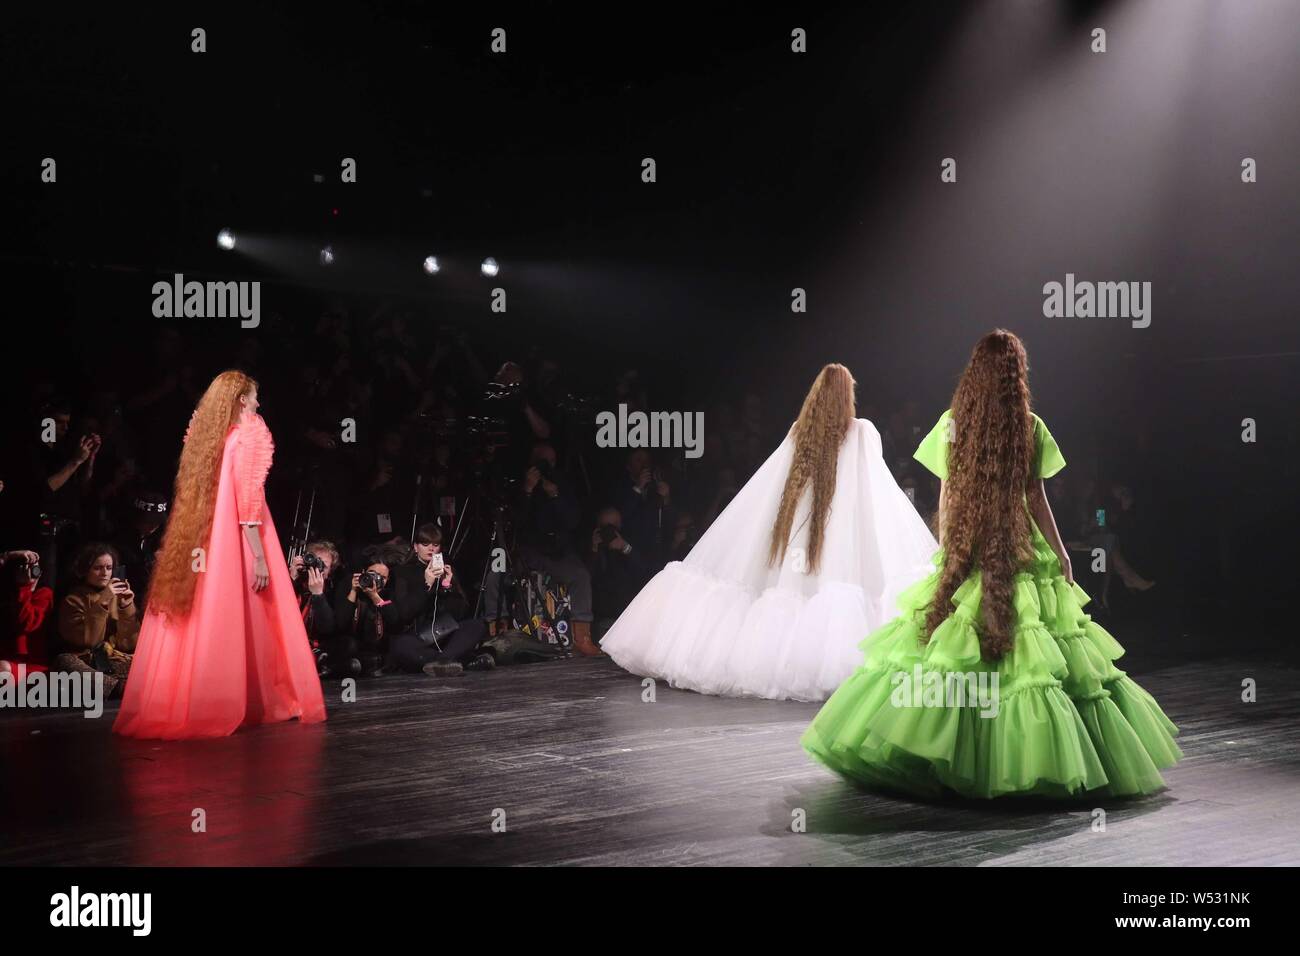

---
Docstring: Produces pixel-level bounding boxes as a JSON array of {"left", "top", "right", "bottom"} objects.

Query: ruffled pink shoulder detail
[{"left": 233, "top": 414, "right": 275, "bottom": 525}]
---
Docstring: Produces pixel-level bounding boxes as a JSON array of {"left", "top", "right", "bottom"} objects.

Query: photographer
[
  {"left": 288, "top": 540, "right": 340, "bottom": 676},
  {"left": 331, "top": 547, "right": 401, "bottom": 678},
  {"left": 39, "top": 402, "right": 99, "bottom": 507},
  {"left": 348, "top": 427, "right": 417, "bottom": 550},
  {"left": 29, "top": 400, "right": 100, "bottom": 584},
  {"left": 490, "top": 361, "right": 554, "bottom": 473},
  {"left": 588, "top": 507, "right": 655, "bottom": 635},
  {"left": 483, "top": 441, "right": 598, "bottom": 655},
  {"left": 54, "top": 542, "right": 138, "bottom": 698},
  {"left": 390, "top": 524, "right": 492, "bottom": 676},
  {"left": 109, "top": 491, "right": 168, "bottom": 606},
  {"left": 613, "top": 448, "right": 672, "bottom": 563},
  {"left": 0, "top": 549, "right": 53, "bottom": 675},
  {"left": 668, "top": 510, "right": 699, "bottom": 563}
]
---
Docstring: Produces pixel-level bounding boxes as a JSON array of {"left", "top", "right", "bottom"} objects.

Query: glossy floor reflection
[{"left": 1, "top": 652, "right": 1296, "bottom": 866}]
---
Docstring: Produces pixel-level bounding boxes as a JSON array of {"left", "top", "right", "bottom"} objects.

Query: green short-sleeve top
[{"left": 913, "top": 409, "right": 1066, "bottom": 480}]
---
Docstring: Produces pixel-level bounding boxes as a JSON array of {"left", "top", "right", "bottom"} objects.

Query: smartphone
[
  {"left": 428, "top": 552, "right": 445, "bottom": 575},
  {"left": 112, "top": 564, "right": 126, "bottom": 581},
  {"left": 1095, "top": 508, "right": 1106, "bottom": 528}
]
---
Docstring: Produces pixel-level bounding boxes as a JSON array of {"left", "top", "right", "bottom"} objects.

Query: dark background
[{"left": 1, "top": 1, "right": 1296, "bottom": 647}]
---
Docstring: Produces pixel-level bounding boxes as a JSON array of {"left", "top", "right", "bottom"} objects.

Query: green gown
[{"left": 801, "top": 411, "right": 1182, "bottom": 799}]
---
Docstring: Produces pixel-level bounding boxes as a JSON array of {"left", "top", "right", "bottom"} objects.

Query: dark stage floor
[{"left": 2, "top": 650, "right": 1298, "bottom": 866}]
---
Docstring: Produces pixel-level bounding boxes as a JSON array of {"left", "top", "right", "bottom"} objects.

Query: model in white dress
[{"left": 600, "top": 365, "right": 937, "bottom": 701}]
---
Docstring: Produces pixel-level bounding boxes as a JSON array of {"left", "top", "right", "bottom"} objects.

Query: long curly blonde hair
[
  {"left": 924, "top": 330, "right": 1035, "bottom": 659},
  {"left": 147, "top": 370, "right": 256, "bottom": 617},
  {"left": 768, "top": 363, "right": 856, "bottom": 574}
]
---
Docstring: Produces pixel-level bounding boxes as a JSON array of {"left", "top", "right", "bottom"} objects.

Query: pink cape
[{"left": 114, "top": 415, "right": 327, "bottom": 739}]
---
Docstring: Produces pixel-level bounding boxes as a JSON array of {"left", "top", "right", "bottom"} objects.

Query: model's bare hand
[{"left": 252, "top": 556, "right": 270, "bottom": 591}]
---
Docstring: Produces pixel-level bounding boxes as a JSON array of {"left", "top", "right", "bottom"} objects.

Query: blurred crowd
[
  {"left": 1, "top": 296, "right": 1169, "bottom": 695},
  {"left": 0, "top": 296, "right": 790, "bottom": 691}
]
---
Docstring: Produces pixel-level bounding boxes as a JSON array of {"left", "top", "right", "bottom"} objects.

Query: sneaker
[{"left": 465, "top": 652, "right": 497, "bottom": 672}]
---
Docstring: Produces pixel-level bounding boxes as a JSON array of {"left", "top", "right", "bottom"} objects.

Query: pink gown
[{"left": 114, "top": 414, "right": 327, "bottom": 739}]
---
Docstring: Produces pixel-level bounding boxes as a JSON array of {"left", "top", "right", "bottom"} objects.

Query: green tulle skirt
[{"left": 802, "top": 532, "right": 1182, "bottom": 799}]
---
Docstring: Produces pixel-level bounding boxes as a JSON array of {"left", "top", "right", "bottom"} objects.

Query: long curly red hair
[
  {"left": 147, "top": 371, "right": 256, "bottom": 617},
  {"left": 768, "top": 363, "right": 856, "bottom": 574},
  {"left": 924, "top": 330, "right": 1035, "bottom": 659}
]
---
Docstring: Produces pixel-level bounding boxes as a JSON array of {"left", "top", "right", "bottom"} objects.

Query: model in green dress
[{"left": 802, "top": 330, "right": 1182, "bottom": 799}]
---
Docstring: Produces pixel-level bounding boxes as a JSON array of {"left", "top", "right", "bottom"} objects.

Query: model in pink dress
[{"left": 114, "top": 371, "right": 326, "bottom": 739}]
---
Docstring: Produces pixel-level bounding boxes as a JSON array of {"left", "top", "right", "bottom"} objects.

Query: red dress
[
  {"left": 114, "top": 414, "right": 327, "bottom": 739},
  {"left": 1, "top": 582, "right": 53, "bottom": 674}
]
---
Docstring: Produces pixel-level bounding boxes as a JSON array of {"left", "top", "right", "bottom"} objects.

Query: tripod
[
  {"left": 285, "top": 470, "right": 319, "bottom": 562},
  {"left": 470, "top": 497, "right": 518, "bottom": 624}
]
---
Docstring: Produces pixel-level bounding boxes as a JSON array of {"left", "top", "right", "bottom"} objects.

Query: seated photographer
[
  {"left": 109, "top": 491, "right": 168, "bottom": 608},
  {"left": 390, "top": 523, "right": 493, "bottom": 677},
  {"left": 1, "top": 549, "right": 54, "bottom": 675},
  {"left": 612, "top": 448, "right": 673, "bottom": 565},
  {"left": 330, "top": 547, "right": 401, "bottom": 678},
  {"left": 54, "top": 542, "right": 139, "bottom": 698},
  {"left": 668, "top": 510, "right": 699, "bottom": 563},
  {"left": 288, "top": 540, "right": 340, "bottom": 676},
  {"left": 588, "top": 507, "right": 655, "bottom": 638},
  {"left": 482, "top": 441, "right": 598, "bottom": 656}
]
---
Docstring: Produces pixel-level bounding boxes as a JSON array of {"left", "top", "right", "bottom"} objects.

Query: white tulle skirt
[{"left": 600, "top": 418, "right": 938, "bottom": 701}]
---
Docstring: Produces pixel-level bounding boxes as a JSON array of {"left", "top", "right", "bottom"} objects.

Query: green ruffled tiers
[{"left": 802, "top": 533, "right": 1182, "bottom": 799}]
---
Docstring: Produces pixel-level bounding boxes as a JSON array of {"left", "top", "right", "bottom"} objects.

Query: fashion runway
[{"left": 2, "top": 648, "right": 1296, "bottom": 867}]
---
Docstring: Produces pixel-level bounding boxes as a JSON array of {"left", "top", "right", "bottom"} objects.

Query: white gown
[{"left": 600, "top": 418, "right": 938, "bottom": 701}]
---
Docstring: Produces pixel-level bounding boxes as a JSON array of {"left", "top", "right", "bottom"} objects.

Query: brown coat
[{"left": 57, "top": 583, "right": 140, "bottom": 661}]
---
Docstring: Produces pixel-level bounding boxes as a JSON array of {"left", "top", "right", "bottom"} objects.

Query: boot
[{"left": 572, "top": 620, "right": 603, "bottom": 657}]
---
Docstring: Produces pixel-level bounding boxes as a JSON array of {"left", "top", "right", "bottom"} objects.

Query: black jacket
[
  {"left": 297, "top": 587, "right": 337, "bottom": 643},
  {"left": 512, "top": 477, "right": 580, "bottom": 556},
  {"left": 588, "top": 536, "right": 656, "bottom": 621},
  {"left": 391, "top": 557, "right": 471, "bottom": 628},
  {"left": 333, "top": 585, "right": 401, "bottom": 647}
]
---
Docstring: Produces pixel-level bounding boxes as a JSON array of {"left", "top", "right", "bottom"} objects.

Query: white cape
[{"left": 600, "top": 418, "right": 937, "bottom": 701}]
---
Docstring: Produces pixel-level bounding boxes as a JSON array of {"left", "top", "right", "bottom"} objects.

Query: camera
[
  {"left": 11, "top": 555, "right": 41, "bottom": 580},
  {"left": 38, "top": 513, "right": 76, "bottom": 538},
  {"left": 301, "top": 551, "right": 327, "bottom": 574},
  {"left": 598, "top": 524, "right": 620, "bottom": 545},
  {"left": 357, "top": 570, "right": 385, "bottom": 591}
]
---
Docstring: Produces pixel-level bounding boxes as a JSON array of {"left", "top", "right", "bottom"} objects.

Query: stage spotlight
[
  {"left": 319, "top": 245, "right": 335, "bottom": 266},
  {"left": 216, "top": 228, "right": 235, "bottom": 251},
  {"left": 423, "top": 255, "right": 440, "bottom": 275},
  {"left": 480, "top": 256, "right": 499, "bottom": 277}
]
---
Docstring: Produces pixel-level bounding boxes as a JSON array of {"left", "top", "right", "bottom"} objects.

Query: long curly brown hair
[
  {"left": 147, "top": 370, "right": 256, "bottom": 618},
  {"left": 768, "top": 363, "right": 856, "bottom": 574},
  {"left": 924, "top": 330, "right": 1035, "bottom": 659}
]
